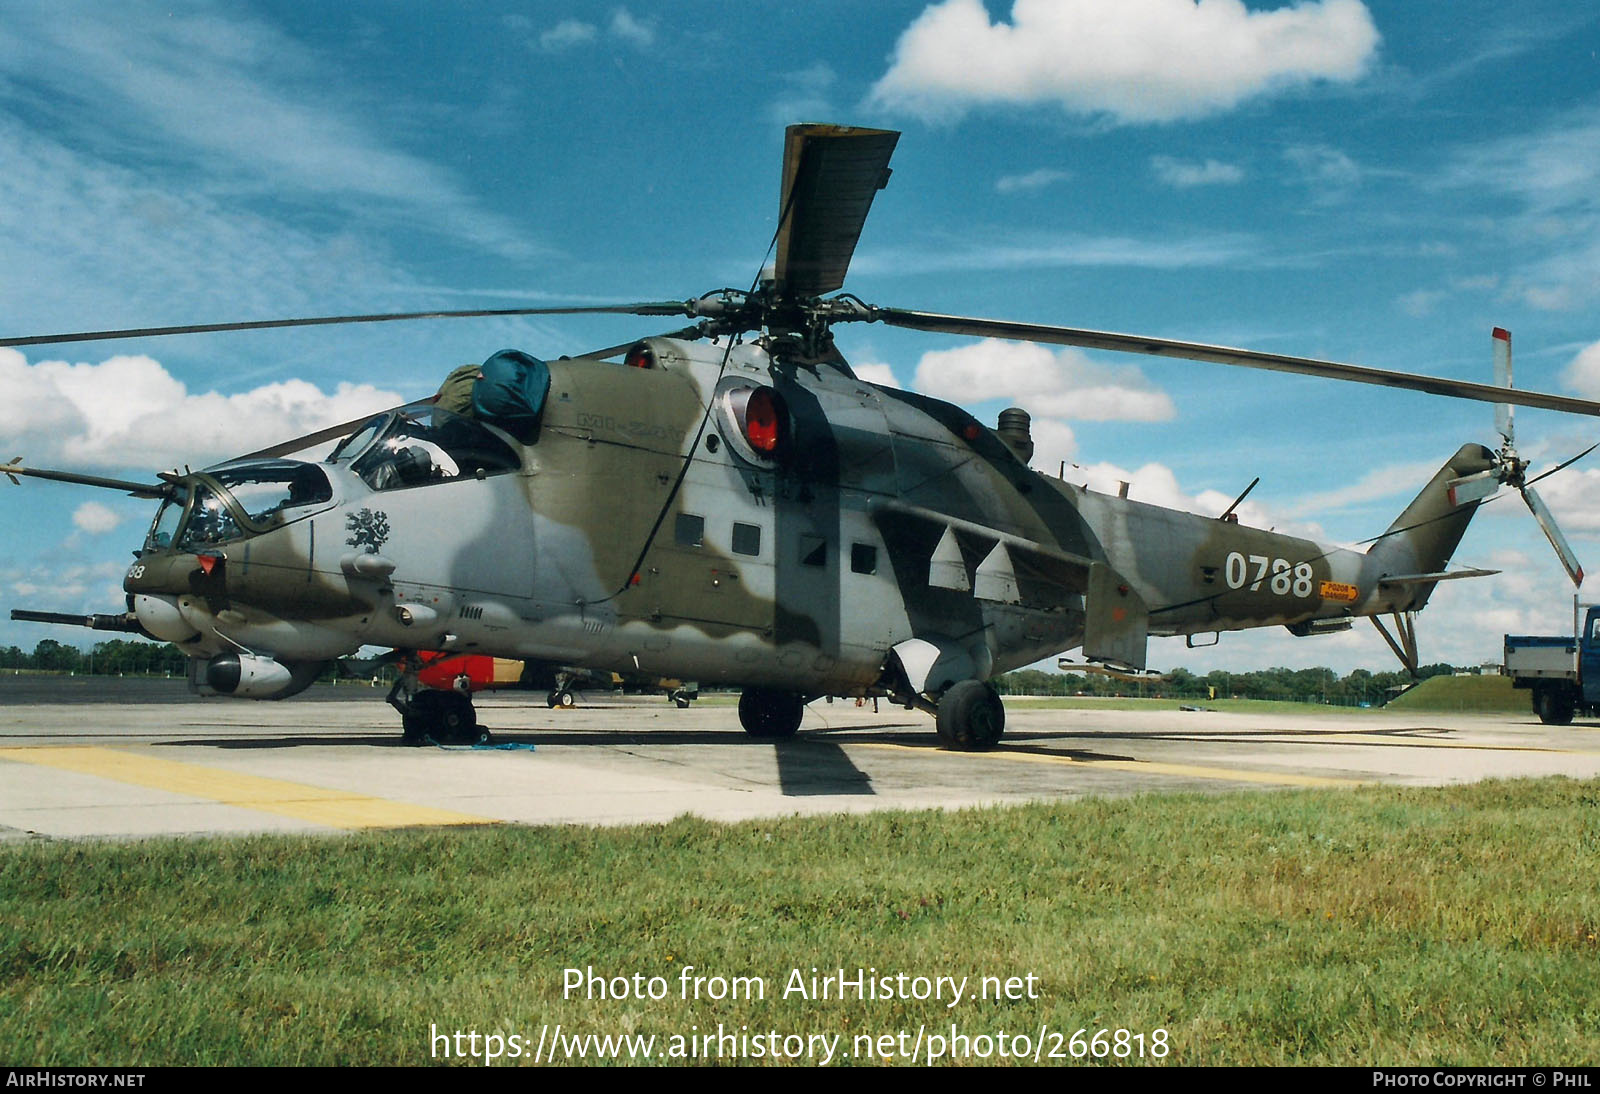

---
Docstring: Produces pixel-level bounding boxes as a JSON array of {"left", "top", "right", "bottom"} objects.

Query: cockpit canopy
[
  {"left": 144, "top": 461, "right": 333, "bottom": 553},
  {"left": 327, "top": 403, "right": 522, "bottom": 491}
]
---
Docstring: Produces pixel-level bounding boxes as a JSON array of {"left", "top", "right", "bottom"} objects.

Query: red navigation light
[{"left": 743, "top": 387, "right": 783, "bottom": 455}]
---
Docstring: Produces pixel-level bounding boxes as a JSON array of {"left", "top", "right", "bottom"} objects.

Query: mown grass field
[
  {"left": 1386, "top": 673, "right": 1531, "bottom": 713},
  {"left": 5, "top": 777, "right": 1599, "bottom": 1067}
]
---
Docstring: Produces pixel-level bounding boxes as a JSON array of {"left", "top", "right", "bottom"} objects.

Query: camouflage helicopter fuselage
[{"left": 122, "top": 336, "right": 1489, "bottom": 724}]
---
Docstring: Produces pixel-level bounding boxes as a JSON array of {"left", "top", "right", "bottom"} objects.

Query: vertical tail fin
[{"left": 1366, "top": 443, "right": 1497, "bottom": 610}]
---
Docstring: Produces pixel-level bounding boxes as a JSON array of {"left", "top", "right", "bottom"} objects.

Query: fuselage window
[
  {"left": 850, "top": 543, "right": 878, "bottom": 575},
  {"left": 675, "top": 513, "right": 705, "bottom": 548},
  {"left": 800, "top": 535, "right": 827, "bottom": 567},
  {"left": 731, "top": 522, "right": 762, "bottom": 557}
]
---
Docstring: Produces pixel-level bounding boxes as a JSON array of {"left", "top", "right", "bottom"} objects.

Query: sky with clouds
[{"left": 3, "top": 0, "right": 1600, "bottom": 676}]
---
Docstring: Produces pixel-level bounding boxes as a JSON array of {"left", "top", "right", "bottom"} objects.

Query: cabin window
[
  {"left": 731, "top": 522, "right": 762, "bottom": 557},
  {"left": 800, "top": 535, "right": 827, "bottom": 567},
  {"left": 675, "top": 513, "right": 705, "bottom": 548},
  {"left": 851, "top": 543, "right": 878, "bottom": 575}
]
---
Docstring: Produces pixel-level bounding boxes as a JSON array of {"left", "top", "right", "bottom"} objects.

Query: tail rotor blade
[
  {"left": 1447, "top": 468, "right": 1499, "bottom": 506},
  {"left": 1493, "top": 327, "right": 1514, "bottom": 447},
  {"left": 1522, "top": 485, "right": 1584, "bottom": 586},
  {"left": 1523, "top": 441, "right": 1600, "bottom": 491}
]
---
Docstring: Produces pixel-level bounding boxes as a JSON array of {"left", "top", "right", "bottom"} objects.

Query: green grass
[
  {"left": 1386, "top": 674, "right": 1530, "bottom": 713},
  {"left": 5, "top": 779, "right": 1600, "bottom": 1066}
]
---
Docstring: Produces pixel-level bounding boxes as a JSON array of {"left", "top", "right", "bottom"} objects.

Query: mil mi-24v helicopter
[{"left": 6, "top": 124, "right": 1598, "bottom": 749}]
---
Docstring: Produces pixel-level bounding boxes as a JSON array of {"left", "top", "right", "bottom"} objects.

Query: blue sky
[{"left": 3, "top": 0, "right": 1600, "bottom": 674}]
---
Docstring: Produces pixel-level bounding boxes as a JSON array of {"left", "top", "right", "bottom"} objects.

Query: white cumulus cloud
[
  {"left": 540, "top": 19, "right": 597, "bottom": 51},
  {"left": 71, "top": 502, "right": 124, "bottom": 535},
  {"left": 869, "top": 0, "right": 1380, "bottom": 124},
  {"left": 851, "top": 361, "right": 903, "bottom": 389},
  {"left": 996, "top": 168, "right": 1072, "bottom": 194},
  {"left": 1151, "top": 156, "right": 1245, "bottom": 188},
  {"left": 913, "top": 339, "right": 1176, "bottom": 422},
  {"left": 0, "top": 348, "right": 403, "bottom": 471},
  {"left": 1563, "top": 339, "right": 1600, "bottom": 400},
  {"left": 608, "top": 9, "right": 655, "bottom": 48}
]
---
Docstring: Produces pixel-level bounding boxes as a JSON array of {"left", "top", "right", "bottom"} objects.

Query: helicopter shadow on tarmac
[{"left": 159, "top": 725, "right": 885, "bottom": 798}]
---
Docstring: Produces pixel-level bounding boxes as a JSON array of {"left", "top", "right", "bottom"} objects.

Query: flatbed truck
[{"left": 1504, "top": 604, "right": 1600, "bottom": 724}]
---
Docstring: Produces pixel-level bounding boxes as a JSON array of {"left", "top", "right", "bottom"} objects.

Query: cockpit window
[
  {"left": 328, "top": 417, "right": 384, "bottom": 464},
  {"left": 150, "top": 462, "right": 334, "bottom": 552},
  {"left": 178, "top": 483, "right": 244, "bottom": 548},
  {"left": 146, "top": 488, "right": 189, "bottom": 552},
  {"left": 338, "top": 405, "right": 521, "bottom": 491},
  {"left": 212, "top": 464, "right": 333, "bottom": 522}
]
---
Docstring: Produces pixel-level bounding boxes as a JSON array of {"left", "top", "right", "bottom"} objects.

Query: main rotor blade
[
  {"left": 1522, "top": 485, "right": 1584, "bottom": 586},
  {"left": 869, "top": 308, "right": 1600, "bottom": 417},
  {"left": 1, "top": 302, "right": 694, "bottom": 350},
  {"left": 774, "top": 124, "right": 899, "bottom": 298},
  {"left": 231, "top": 325, "right": 713, "bottom": 463},
  {"left": 233, "top": 404, "right": 415, "bottom": 463}
]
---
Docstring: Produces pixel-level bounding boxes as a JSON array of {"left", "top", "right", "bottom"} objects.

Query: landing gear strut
[
  {"left": 738, "top": 687, "right": 804, "bottom": 739},
  {"left": 389, "top": 658, "right": 488, "bottom": 744},
  {"left": 935, "top": 679, "right": 1004, "bottom": 751}
]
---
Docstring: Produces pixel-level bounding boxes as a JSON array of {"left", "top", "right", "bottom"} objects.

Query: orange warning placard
[{"left": 1319, "top": 581, "right": 1359, "bottom": 602}]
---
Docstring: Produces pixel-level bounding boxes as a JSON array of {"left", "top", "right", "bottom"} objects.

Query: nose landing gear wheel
[{"left": 402, "top": 689, "right": 487, "bottom": 745}]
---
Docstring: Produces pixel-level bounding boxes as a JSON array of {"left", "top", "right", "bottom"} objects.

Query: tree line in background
[
  {"left": 994, "top": 664, "right": 1462, "bottom": 707},
  {"left": 3, "top": 638, "right": 1464, "bottom": 707},
  {"left": 1, "top": 639, "right": 189, "bottom": 677}
]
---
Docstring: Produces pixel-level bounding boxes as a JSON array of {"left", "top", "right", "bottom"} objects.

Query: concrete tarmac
[{"left": 3, "top": 680, "right": 1600, "bottom": 841}]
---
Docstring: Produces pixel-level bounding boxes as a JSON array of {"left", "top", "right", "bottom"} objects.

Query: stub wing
[{"left": 872, "top": 500, "right": 1150, "bottom": 671}]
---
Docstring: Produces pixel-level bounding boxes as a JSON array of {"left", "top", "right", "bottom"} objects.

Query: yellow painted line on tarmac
[
  {"left": 0, "top": 746, "right": 495, "bottom": 830},
  {"left": 850, "top": 741, "right": 1363, "bottom": 788}
]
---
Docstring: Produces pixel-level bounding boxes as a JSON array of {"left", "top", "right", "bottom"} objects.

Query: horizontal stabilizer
[{"left": 1377, "top": 568, "right": 1499, "bottom": 585}]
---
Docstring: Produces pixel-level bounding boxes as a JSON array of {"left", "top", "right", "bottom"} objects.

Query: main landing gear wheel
[
  {"left": 546, "top": 689, "right": 576, "bottom": 709},
  {"left": 935, "top": 679, "right": 1005, "bottom": 751},
  {"left": 403, "top": 689, "right": 487, "bottom": 745},
  {"left": 738, "top": 687, "right": 804, "bottom": 739}
]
